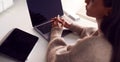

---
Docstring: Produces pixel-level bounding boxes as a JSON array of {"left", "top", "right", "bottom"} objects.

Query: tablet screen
[{"left": 0, "top": 28, "right": 38, "bottom": 62}]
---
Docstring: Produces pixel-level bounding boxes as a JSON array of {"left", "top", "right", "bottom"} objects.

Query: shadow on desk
[{"left": 64, "top": 33, "right": 80, "bottom": 45}]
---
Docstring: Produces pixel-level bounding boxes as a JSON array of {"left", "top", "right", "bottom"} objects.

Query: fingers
[
  {"left": 51, "top": 18, "right": 58, "bottom": 27},
  {"left": 51, "top": 15, "right": 69, "bottom": 28},
  {"left": 57, "top": 16, "right": 66, "bottom": 27},
  {"left": 51, "top": 17, "right": 62, "bottom": 28},
  {"left": 60, "top": 18, "right": 65, "bottom": 27}
]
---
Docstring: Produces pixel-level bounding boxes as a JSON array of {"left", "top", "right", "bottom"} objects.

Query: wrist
[{"left": 50, "top": 27, "right": 63, "bottom": 39}]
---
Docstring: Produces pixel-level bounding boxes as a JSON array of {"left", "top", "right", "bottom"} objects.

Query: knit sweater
[{"left": 47, "top": 23, "right": 112, "bottom": 62}]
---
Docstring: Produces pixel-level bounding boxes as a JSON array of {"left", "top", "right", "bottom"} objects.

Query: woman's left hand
[{"left": 51, "top": 15, "right": 64, "bottom": 29}]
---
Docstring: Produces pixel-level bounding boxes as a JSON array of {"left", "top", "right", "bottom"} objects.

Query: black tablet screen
[{"left": 0, "top": 28, "right": 38, "bottom": 62}]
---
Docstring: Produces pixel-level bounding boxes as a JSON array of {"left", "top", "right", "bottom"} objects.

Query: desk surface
[
  {"left": 0, "top": 0, "right": 48, "bottom": 62},
  {"left": 0, "top": 0, "right": 97, "bottom": 62}
]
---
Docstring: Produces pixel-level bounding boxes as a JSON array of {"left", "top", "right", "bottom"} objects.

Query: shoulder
[
  {"left": 90, "top": 35, "right": 112, "bottom": 62},
  {"left": 70, "top": 35, "right": 112, "bottom": 62},
  {"left": 77, "top": 34, "right": 112, "bottom": 48},
  {"left": 77, "top": 35, "right": 112, "bottom": 53}
]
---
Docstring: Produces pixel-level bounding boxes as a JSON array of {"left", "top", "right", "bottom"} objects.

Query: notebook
[
  {"left": 27, "top": 0, "right": 72, "bottom": 41},
  {"left": 0, "top": 28, "right": 38, "bottom": 62}
]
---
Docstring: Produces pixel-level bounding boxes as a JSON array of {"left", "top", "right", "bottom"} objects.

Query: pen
[
  {"left": 57, "top": 15, "right": 62, "bottom": 27},
  {"left": 57, "top": 14, "right": 60, "bottom": 20}
]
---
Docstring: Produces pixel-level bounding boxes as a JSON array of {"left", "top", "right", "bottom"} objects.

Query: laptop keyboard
[
  {"left": 36, "top": 21, "right": 52, "bottom": 34},
  {"left": 35, "top": 21, "right": 72, "bottom": 40}
]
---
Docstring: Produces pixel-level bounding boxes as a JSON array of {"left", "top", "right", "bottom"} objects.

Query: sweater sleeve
[
  {"left": 47, "top": 37, "right": 71, "bottom": 62},
  {"left": 47, "top": 27, "right": 71, "bottom": 62},
  {"left": 47, "top": 35, "right": 111, "bottom": 62},
  {"left": 69, "top": 23, "right": 97, "bottom": 38}
]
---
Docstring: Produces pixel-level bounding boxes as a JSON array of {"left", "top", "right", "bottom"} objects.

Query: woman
[{"left": 47, "top": 0, "right": 120, "bottom": 62}]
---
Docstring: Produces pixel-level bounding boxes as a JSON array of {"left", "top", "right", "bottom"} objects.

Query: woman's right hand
[
  {"left": 51, "top": 15, "right": 72, "bottom": 29},
  {"left": 56, "top": 17, "right": 71, "bottom": 28},
  {"left": 51, "top": 16, "right": 71, "bottom": 28}
]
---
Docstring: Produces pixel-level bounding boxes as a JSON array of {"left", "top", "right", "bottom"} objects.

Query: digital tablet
[{"left": 0, "top": 28, "right": 38, "bottom": 62}]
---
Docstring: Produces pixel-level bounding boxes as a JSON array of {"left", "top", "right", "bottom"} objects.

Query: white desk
[
  {"left": 0, "top": 0, "right": 97, "bottom": 62},
  {"left": 0, "top": 0, "right": 48, "bottom": 62}
]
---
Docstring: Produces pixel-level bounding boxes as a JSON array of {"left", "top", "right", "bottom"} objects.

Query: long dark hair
[{"left": 100, "top": 0, "right": 120, "bottom": 62}]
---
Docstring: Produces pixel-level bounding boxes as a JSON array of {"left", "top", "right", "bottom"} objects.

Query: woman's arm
[
  {"left": 69, "top": 22, "right": 97, "bottom": 38},
  {"left": 55, "top": 17, "right": 97, "bottom": 38},
  {"left": 47, "top": 37, "right": 70, "bottom": 62},
  {"left": 47, "top": 16, "right": 98, "bottom": 62},
  {"left": 47, "top": 30, "right": 111, "bottom": 62},
  {"left": 47, "top": 26, "right": 71, "bottom": 62},
  {"left": 47, "top": 16, "right": 71, "bottom": 62}
]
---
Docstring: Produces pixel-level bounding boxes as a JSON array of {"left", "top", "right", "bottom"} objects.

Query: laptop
[{"left": 27, "top": 0, "right": 72, "bottom": 41}]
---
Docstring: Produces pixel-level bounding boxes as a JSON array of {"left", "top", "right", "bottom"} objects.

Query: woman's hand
[
  {"left": 51, "top": 15, "right": 71, "bottom": 29},
  {"left": 51, "top": 16, "right": 63, "bottom": 29}
]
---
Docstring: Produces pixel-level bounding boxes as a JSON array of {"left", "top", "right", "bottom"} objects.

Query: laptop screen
[{"left": 27, "top": 0, "right": 64, "bottom": 26}]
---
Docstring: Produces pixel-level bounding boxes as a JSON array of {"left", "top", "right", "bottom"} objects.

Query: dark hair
[{"left": 101, "top": 0, "right": 120, "bottom": 62}]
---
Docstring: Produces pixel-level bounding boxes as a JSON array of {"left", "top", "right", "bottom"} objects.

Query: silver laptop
[{"left": 27, "top": 0, "right": 72, "bottom": 41}]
